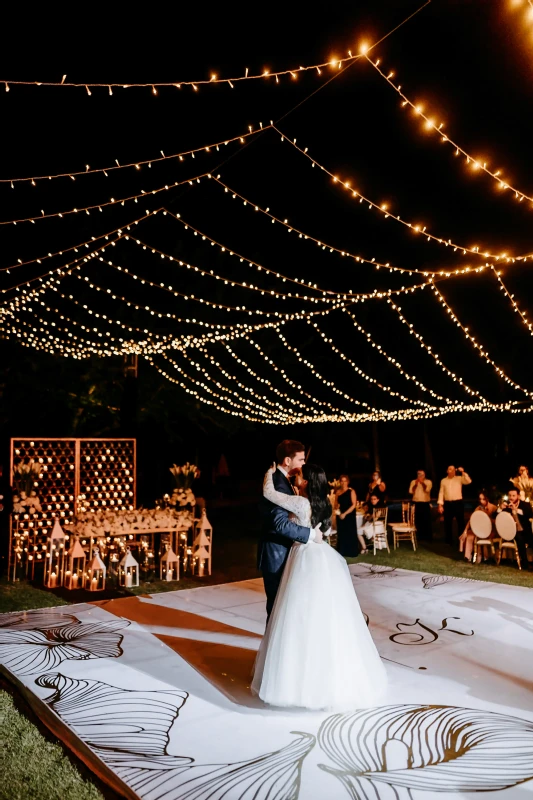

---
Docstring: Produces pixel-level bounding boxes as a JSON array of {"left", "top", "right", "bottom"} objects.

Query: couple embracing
[{"left": 251, "top": 439, "right": 386, "bottom": 711}]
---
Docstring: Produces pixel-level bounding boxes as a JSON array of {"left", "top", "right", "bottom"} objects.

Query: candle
[
  {"left": 50, "top": 572, "right": 57, "bottom": 588},
  {"left": 125, "top": 572, "right": 132, "bottom": 588},
  {"left": 166, "top": 568, "right": 173, "bottom": 582},
  {"left": 72, "top": 573, "right": 78, "bottom": 589},
  {"left": 198, "top": 560, "right": 205, "bottom": 577},
  {"left": 91, "top": 576, "right": 97, "bottom": 588}
]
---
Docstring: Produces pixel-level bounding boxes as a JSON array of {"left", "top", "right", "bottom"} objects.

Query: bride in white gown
[{"left": 252, "top": 464, "right": 387, "bottom": 711}]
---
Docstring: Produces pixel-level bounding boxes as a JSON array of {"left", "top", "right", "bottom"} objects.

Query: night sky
[{"left": 1, "top": 0, "right": 533, "bottom": 498}]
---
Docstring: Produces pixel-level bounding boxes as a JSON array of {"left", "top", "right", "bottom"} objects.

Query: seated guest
[
  {"left": 366, "top": 470, "right": 387, "bottom": 503},
  {"left": 459, "top": 490, "right": 497, "bottom": 562},
  {"left": 510, "top": 465, "right": 533, "bottom": 500},
  {"left": 360, "top": 493, "right": 387, "bottom": 550},
  {"left": 497, "top": 487, "right": 533, "bottom": 570}
]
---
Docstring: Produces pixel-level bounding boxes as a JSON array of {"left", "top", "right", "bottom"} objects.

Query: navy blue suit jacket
[{"left": 257, "top": 468, "right": 311, "bottom": 576}]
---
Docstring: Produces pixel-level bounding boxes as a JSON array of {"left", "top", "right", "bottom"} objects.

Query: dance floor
[{"left": 1, "top": 564, "right": 533, "bottom": 799}]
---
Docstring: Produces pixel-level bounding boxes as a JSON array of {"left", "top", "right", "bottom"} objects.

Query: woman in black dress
[{"left": 335, "top": 475, "right": 359, "bottom": 557}]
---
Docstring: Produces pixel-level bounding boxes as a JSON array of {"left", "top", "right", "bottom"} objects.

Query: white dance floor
[{"left": 1, "top": 564, "right": 533, "bottom": 799}]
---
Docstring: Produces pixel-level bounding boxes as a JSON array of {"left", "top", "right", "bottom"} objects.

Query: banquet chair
[
  {"left": 470, "top": 509, "right": 497, "bottom": 563},
  {"left": 372, "top": 507, "right": 389, "bottom": 555},
  {"left": 391, "top": 502, "right": 417, "bottom": 551},
  {"left": 495, "top": 512, "right": 521, "bottom": 570}
]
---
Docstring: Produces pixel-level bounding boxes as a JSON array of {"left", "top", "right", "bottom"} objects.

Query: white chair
[
  {"left": 470, "top": 510, "right": 496, "bottom": 564},
  {"left": 495, "top": 512, "right": 521, "bottom": 570},
  {"left": 391, "top": 503, "right": 417, "bottom": 551},
  {"left": 372, "top": 507, "right": 389, "bottom": 555}
]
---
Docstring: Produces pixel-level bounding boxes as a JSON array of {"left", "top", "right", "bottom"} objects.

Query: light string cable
[
  {"left": 1, "top": 126, "right": 267, "bottom": 187},
  {"left": 0, "top": 2, "right": 431, "bottom": 94},
  {"left": 317, "top": 311, "right": 454, "bottom": 405},
  {"left": 209, "top": 177, "right": 494, "bottom": 279},
  {"left": 430, "top": 281, "right": 533, "bottom": 398},
  {"left": 491, "top": 265, "right": 533, "bottom": 337},
  {"left": 304, "top": 317, "right": 441, "bottom": 410},
  {"left": 274, "top": 324, "right": 426, "bottom": 417},
  {"left": 365, "top": 55, "right": 533, "bottom": 210},
  {"left": 1, "top": 208, "right": 159, "bottom": 274},
  {"left": 0, "top": 171, "right": 212, "bottom": 229},
  {"left": 386, "top": 297, "right": 503, "bottom": 404},
  {"left": 272, "top": 125, "right": 526, "bottom": 263}
]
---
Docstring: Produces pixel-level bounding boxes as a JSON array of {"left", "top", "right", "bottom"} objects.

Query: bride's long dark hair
[{"left": 302, "top": 463, "right": 332, "bottom": 533}]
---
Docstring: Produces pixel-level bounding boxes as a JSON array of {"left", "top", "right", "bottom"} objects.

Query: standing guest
[
  {"left": 498, "top": 487, "right": 533, "bottom": 570},
  {"left": 437, "top": 465, "right": 472, "bottom": 545},
  {"left": 459, "top": 490, "right": 497, "bottom": 562},
  {"left": 335, "top": 475, "right": 359, "bottom": 557},
  {"left": 510, "top": 466, "right": 533, "bottom": 500},
  {"left": 366, "top": 470, "right": 387, "bottom": 503},
  {"left": 408, "top": 470, "right": 433, "bottom": 540}
]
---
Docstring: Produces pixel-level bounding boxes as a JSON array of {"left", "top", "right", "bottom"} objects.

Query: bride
[{"left": 252, "top": 464, "right": 387, "bottom": 711}]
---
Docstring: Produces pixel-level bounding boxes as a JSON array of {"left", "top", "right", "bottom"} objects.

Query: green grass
[
  {"left": 348, "top": 539, "right": 533, "bottom": 588},
  {"left": 0, "top": 576, "right": 70, "bottom": 615},
  {"left": 0, "top": 691, "right": 104, "bottom": 800}
]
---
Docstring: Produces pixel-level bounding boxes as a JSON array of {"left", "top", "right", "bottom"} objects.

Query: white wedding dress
[{"left": 251, "top": 470, "right": 387, "bottom": 711}]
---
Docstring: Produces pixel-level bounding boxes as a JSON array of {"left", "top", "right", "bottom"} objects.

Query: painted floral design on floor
[
  {"left": 0, "top": 618, "right": 130, "bottom": 675},
  {"left": 318, "top": 705, "right": 533, "bottom": 797},
  {"left": 37, "top": 672, "right": 315, "bottom": 800}
]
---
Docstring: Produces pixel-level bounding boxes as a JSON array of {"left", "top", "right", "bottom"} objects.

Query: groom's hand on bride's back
[{"left": 312, "top": 525, "right": 323, "bottom": 543}]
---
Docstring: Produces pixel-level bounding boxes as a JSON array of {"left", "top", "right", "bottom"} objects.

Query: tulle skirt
[{"left": 251, "top": 540, "right": 387, "bottom": 711}]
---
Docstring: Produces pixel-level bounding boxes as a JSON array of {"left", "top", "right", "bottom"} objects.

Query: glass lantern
[
  {"left": 193, "top": 509, "right": 212, "bottom": 576},
  {"left": 160, "top": 544, "right": 179, "bottom": 582},
  {"left": 63, "top": 536, "right": 86, "bottom": 590},
  {"left": 44, "top": 519, "right": 66, "bottom": 589},
  {"left": 119, "top": 547, "right": 139, "bottom": 588},
  {"left": 84, "top": 547, "right": 106, "bottom": 591}
]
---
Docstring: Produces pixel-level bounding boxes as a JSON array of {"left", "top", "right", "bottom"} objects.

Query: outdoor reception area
[{"left": 2, "top": 2, "right": 533, "bottom": 799}]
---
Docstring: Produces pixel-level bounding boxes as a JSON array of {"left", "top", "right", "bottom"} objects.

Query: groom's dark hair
[{"left": 276, "top": 439, "right": 305, "bottom": 464}]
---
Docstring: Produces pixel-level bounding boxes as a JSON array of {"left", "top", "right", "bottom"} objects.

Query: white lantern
[
  {"left": 193, "top": 508, "right": 212, "bottom": 575},
  {"left": 44, "top": 519, "right": 66, "bottom": 589},
  {"left": 84, "top": 547, "right": 106, "bottom": 591},
  {"left": 64, "top": 535, "right": 86, "bottom": 590},
  {"left": 159, "top": 544, "right": 179, "bottom": 582},
  {"left": 119, "top": 547, "right": 139, "bottom": 588}
]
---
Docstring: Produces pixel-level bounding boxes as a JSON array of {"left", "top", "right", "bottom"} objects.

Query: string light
[
  {"left": 0, "top": 57, "right": 364, "bottom": 94},
  {"left": 1, "top": 126, "right": 266, "bottom": 186},
  {"left": 387, "top": 298, "right": 496, "bottom": 403},
  {"left": 1, "top": 209, "right": 157, "bottom": 273},
  {"left": 0, "top": 171, "right": 211, "bottom": 227},
  {"left": 430, "top": 282, "right": 533, "bottom": 398},
  {"left": 365, "top": 56, "right": 533, "bottom": 210},
  {"left": 341, "top": 309, "right": 454, "bottom": 404},
  {"left": 492, "top": 266, "right": 533, "bottom": 335},
  {"left": 211, "top": 176, "right": 498, "bottom": 279},
  {"left": 273, "top": 125, "right": 528, "bottom": 263}
]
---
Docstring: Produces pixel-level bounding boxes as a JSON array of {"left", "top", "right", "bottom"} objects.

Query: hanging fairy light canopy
[{"left": 1, "top": 2, "right": 532, "bottom": 423}]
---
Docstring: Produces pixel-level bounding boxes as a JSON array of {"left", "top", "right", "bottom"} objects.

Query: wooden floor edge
[{"left": 0, "top": 665, "right": 140, "bottom": 800}]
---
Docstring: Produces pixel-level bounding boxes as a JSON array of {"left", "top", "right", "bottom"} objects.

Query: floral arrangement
[
  {"left": 12, "top": 491, "right": 42, "bottom": 514},
  {"left": 13, "top": 459, "right": 42, "bottom": 497},
  {"left": 166, "top": 463, "right": 200, "bottom": 508},
  {"left": 72, "top": 507, "right": 194, "bottom": 538}
]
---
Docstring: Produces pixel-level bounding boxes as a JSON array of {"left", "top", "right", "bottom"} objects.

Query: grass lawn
[{"left": 1, "top": 506, "right": 532, "bottom": 799}]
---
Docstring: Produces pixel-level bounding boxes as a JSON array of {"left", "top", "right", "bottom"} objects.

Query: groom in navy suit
[{"left": 258, "top": 439, "right": 320, "bottom": 620}]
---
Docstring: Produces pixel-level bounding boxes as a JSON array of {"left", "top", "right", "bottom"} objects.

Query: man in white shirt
[
  {"left": 437, "top": 466, "right": 472, "bottom": 545},
  {"left": 408, "top": 470, "right": 432, "bottom": 540}
]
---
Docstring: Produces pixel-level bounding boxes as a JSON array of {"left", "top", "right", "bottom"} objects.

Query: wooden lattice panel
[{"left": 78, "top": 440, "right": 136, "bottom": 512}]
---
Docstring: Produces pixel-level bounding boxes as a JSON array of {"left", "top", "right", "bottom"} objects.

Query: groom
[{"left": 258, "top": 439, "right": 322, "bottom": 620}]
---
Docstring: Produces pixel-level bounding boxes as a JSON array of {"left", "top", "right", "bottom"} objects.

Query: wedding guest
[
  {"left": 366, "top": 470, "right": 387, "bottom": 503},
  {"left": 360, "top": 493, "right": 387, "bottom": 550},
  {"left": 510, "top": 465, "right": 533, "bottom": 500},
  {"left": 335, "top": 475, "right": 359, "bottom": 557},
  {"left": 459, "top": 490, "right": 497, "bottom": 562},
  {"left": 498, "top": 487, "right": 533, "bottom": 570},
  {"left": 408, "top": 469, "right": 432, "bottom": 540},
  {"left": 437, "top": 465, "right": 472, "bottom": 545}
]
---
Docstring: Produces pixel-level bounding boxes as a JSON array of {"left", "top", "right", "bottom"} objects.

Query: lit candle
[
  {"left": 166, "top": 568, "right": 173, "bottom": 582},
  {"left": 72, "top": 573, "right": 79, "bottom": 589},
  {"left": 125, "top": 572, "right": 132, "bottom": 588},
  {"left": 198, "top": 560, "right": 205, "bottom": 577},
  {"left": 50, "top": 572, "right": 57, "bottom": 588}
]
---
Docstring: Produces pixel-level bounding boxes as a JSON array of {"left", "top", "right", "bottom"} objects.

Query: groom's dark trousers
[{"left": 258, "top": 468, "right": 311, "bottom": 621}]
